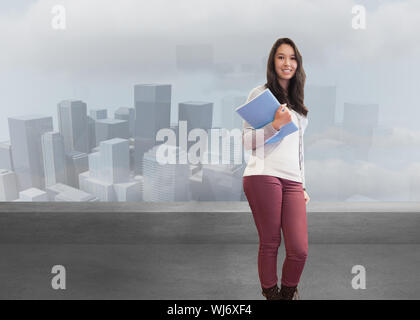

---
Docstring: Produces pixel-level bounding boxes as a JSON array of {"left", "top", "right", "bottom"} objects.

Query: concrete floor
[
  {"left": 1, "top": 243, "right": 419, "bottom": 300},
  {"left": 1, "top": 202, "right": 419, "bottom": 299}
]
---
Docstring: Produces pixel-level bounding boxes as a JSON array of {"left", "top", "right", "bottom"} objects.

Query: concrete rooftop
[{"left": 0, "top": 201, "right": 419, "bottom": 300}]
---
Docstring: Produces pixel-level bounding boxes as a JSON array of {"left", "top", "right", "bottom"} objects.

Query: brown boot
[
  {"left": 279, "top": 284, "right": 298, "bottom": 300},
  {"left": 261, "top": 284, "right": 282, "bottom": 300}
]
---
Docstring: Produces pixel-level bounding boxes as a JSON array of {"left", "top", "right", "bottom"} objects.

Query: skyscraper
[
  {"left": 95, "top": 118, "right": 129, "bottom": 146},
  {"left": 66, "top": 151, "right": 88, "bottom": 188},
  {"left": 142, "top": 144, "right": 191, "bottom": 201},
  {"left": 0, "top": 141, "right": 13, "bottom": 171},
  {"left": 205, "top": 127, "right": 243, "bottom": 165},
  {"left": 8, "top": 115, "right": 53, "bottom": 190},
  {"left": 178, "top": 101, "right": 213, "bottom": 154},
  {"left": 99, "top": 138, "right": 130, "bottom": 184},
  {"left": 178, "top": 101, "right": 213, "bottom": 133},
  {"left": 134, "top": 84, "right": 171, "bottom": 174},
  {"left": 89, "top": 109, "right": 107, "bottom": 120},
  {"left": 0, "top": 169, "right": 18, "bottom": 201},
  {"left": 87, "top": 109, "right": 108, "bottom": 153},
  {"left": 80, "top": 138, "right": 141, "bottom": 201},
  {"left": 134, "top": 84, "right": 171, "bottom": 140},
  {"left": 115, "top": 107, "right": 135, "bottom": 138},
  {"left": 57, "top": 100, "right": 89, "bottom": 154},
  {"left": 41, "top": 132, "right": 67, "bottom": 187}
]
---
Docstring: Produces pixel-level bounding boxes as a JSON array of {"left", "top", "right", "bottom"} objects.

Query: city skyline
[{"left": 0, "top": 80, "right": 419, "bottom": 202}]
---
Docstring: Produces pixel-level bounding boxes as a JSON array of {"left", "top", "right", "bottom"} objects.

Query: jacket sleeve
[{"left": 242, "top": 88, "right": 279, "bottom": 151}]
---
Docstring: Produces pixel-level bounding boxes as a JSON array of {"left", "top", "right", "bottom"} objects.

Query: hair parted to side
[{"left": 264, "top": 37, "right": 308, "bottom": 117}]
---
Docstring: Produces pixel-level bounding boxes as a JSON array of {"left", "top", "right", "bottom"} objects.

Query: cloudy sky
[
  {"left": 0, "top": 0, "right": 419, "bottom": 200},
  {"left": 1, "top": 0, "right": 419, "bottom": 131}
]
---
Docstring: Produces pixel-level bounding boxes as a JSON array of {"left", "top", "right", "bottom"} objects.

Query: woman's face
[{"left": 274, "top": 44, "right": 298, "bottom": 80}]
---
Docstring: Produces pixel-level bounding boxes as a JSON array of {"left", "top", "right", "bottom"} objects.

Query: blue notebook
[{"left": 235, "top": 88, "right": 298, "bottom": 144}]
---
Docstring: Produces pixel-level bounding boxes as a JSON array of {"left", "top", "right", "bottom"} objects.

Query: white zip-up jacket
[{"left": 242, "top": 84, "right": 308, "bottom": 188}]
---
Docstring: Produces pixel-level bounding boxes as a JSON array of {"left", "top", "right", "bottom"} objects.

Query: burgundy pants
[{"left": 243, "top": 175, "right": 308, "bottom": 288}]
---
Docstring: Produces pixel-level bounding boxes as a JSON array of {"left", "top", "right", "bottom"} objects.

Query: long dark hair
[{"left": 264, "top": 38, "right": 308, "bottom": 117}]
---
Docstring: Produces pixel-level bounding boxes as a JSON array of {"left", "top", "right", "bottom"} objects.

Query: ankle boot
[
  {"left": 261, "top": 284, "right": 282, "bottom": 300},
  {"left": 279, "top": 284, "right": 298, "bottom": 300}
]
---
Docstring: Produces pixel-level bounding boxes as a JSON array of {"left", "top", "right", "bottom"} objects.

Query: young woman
[{"left": 242, "top": 38, "right": 310, "bottom": 300}]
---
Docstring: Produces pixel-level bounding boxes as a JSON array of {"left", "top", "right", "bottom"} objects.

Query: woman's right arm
[{"left": 241, "top": 88, "right": 280, "bottom": 151}]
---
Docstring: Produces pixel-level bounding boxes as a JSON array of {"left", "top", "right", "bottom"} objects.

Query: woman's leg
[
  {"left": 243, "top": 175, "right": 283, "bottom": 289},
  {"left": 279, "top": 178, "right": 308, "bottom": 287}
]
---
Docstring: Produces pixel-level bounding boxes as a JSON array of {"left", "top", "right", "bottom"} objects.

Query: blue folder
[{"left": 235, "top": 88, "right": 298, "bottom": 144}]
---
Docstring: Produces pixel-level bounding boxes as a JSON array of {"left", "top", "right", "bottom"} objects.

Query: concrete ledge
[
  {"left": 0, "top": 202, "right": 419, "bottom": 244},
  {"left": 1, "top": 201, "right": 420, "bottom": 213}
]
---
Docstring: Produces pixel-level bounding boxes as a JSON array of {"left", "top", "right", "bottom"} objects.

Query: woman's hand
[
  {"left": 272, "top": 104, "right": 292, "bottom": 131},
  {"left": 304, "top": 190, "right": 310, "bottom": 205}
]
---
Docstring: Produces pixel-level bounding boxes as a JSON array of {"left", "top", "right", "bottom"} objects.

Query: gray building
[
  {"left": 133, "top": 137, "right": 157, "bottom": 175},
  {"left": 134, "top": 84, "right": 172, "bottom": 174},
  {"left": 87, "top": 116, "right": 96, "bottom": 153},
  {"left": 66, "top": 151, "right": 88, "bottom": 188},
  {"left": 17, "top": 187, "right": 48, "bottom": 201},
  {"left": 115, "top": 107, "right": 135, "bottom": 138},
  {"left": 57, "top": 100, "right": 89, "bottom": 154},
  {"left": 205, "top": 127, "right": 243, "bottom": 165},
  {"left": 179, "top": 101, "right": 213, "bottom": 132},
  {"left": 8, "top": 115, "right": 53, "bottom": 191},
  {"left": 0, "top": 169, "right": 18, "bottom": 201},
  {"left": 134, "top": 84, "right": 171, "bottom": 140},
  {"left": 0, "top": 141, "right": 13, "bottom": 171},
  {"left": 178, "top": 101, "right": 213, "bottom": 153},
  {"left": 142, "top": 145, "right": 191, "bottom": 201},
  {"left": 41, "top": 132, "right": 67, "bottom": 187},
  {"left": 89, "top": 109, "right": 107, "bottom": 120},
  {"left": 200, "top": 161, "right": 244, "bottom": 201},
  {"left": 80, "top": 138, "right": 141, "bottom": 201},
  {"left": 95, "top": 119, "right": 130, "bottom": 146},
  {"left": 95, "top": 138, "right": 130, "bottom": 184},
  {"left": 46, "top": 183, "right": 98, "bottom": 202},
  {"left": 88, "top": 109, "right": 108, "bottom": 152}
]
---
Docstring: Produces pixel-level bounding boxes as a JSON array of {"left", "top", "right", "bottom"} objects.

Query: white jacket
[{"left": 242, "top": 84, "right": 308, "bottom": 188}]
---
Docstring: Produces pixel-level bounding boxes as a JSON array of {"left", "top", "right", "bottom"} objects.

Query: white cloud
[
  {"left": 306, "top": 158, "right": 420, "bottom": 201},
  {"left": 373, "top": 127, "right": 420, "bottom": 148},
  {"left": 306, "top": 125, "right": 420, "bottom": 149}
]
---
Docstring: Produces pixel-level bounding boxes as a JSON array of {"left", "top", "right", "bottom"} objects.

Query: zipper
[{"left": 292, "top": 109, "right": 304, "bottom": 178}]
